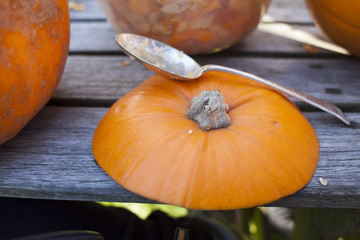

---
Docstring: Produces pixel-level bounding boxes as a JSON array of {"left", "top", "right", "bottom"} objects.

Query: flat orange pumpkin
[
  {"left": 92, "top": 72, "right": 319, "bottom": 210},
  {"left": 0, "top": 0, "right": 70, "bottom": 145},
  {"left": 305, "top": 0, "right": 360, "bottom": 56}
]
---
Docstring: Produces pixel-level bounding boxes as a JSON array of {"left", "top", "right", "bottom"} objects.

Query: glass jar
[{"left": 99, "top": 0, "right": 271, "bottom": 55}]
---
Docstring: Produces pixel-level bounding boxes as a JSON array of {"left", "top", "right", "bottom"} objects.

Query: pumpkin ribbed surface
[
  {"left": 305, "top": 0, "right": 360, "bottom": 56},
  {"left": 92, "top": 72, "right": 319, "bottom": 210}
]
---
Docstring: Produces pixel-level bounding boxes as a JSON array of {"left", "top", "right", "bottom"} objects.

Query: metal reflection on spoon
[{"left": 116, "top": 33, "right": 350, "bottom": 125}]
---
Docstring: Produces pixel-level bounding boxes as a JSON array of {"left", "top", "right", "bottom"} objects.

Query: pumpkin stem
[{"left": 187, "top": 90, "right": 231, "bottom": 131}]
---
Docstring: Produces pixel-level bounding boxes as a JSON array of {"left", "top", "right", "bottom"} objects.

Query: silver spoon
[{"left": 115, "top": 33, "right": 350, "bottom": 125}]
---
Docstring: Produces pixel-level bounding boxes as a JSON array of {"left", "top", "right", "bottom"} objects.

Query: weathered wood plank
[
  {"left": 264, "top": 0, "right": 312, "bottom": 24},
  {"left": 56, "top": 55, "right": 360, "bottom": 108},
  {"left": 70, "top": 21, "right": 340, "bottom": 55},
  {"left": 0, "top": 107, "right": 359, "bottom": 207},
  {"left": 69, "top": 0, "right": 313, "bottom": 24},
  {"left": 69, "top": 0, "right": 106, "bottom": 21}
]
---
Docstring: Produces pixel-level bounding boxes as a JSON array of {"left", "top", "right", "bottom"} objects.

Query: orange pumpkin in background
[
  {"left": 305, "top": 0, "right": 360, "bottom": 56},
  {"left": 0, "top": 0, "right": 70, "bottom": 145},
  {"left": 92, "top": 72, "right": 319, "bottom": 210}
]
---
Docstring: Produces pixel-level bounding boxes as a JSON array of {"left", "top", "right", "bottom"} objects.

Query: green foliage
[
  {"left": 98, "top": 202, "right": 188, "bottom": 219},
  {"left": 292, "top": 208, "right": 360, "bottom": 240},
  {"left": 98, "top": 203, "right": 360, "bottom": 240}
]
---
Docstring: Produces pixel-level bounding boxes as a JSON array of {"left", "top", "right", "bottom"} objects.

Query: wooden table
[{"left": 1, "top": 0, "right": 359, "bottom": 208}]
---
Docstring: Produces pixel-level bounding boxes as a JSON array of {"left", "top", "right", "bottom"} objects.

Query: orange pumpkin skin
[
  {"left": 93, "top": 72, "right": 319, "bottom": 210},
  {"left": 0, "top": 0, "right": 70, "bottom": 145},
  {"left": 305, "top": 0, "right": 360, "bottom": 56}
]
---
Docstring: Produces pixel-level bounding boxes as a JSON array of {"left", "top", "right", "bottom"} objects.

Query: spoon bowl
[
  {"left": 116, "top": 33, "right": 202, "bottom": 80},
  {"left": 116, "top": 33, "right": 350, "bottom": 125}
]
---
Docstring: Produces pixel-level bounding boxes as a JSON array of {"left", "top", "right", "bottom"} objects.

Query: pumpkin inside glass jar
[{"left": 98, "top": 0, "right": 272, "bottom": 54}]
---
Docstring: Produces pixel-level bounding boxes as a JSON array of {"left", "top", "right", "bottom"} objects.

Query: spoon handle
[{"left": 203, "top": 64, "right": 350, "bottom": 125}]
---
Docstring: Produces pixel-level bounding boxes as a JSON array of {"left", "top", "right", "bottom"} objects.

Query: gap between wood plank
[{"left": 46, "top": 98, "right": 360, "bottom": 114}]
